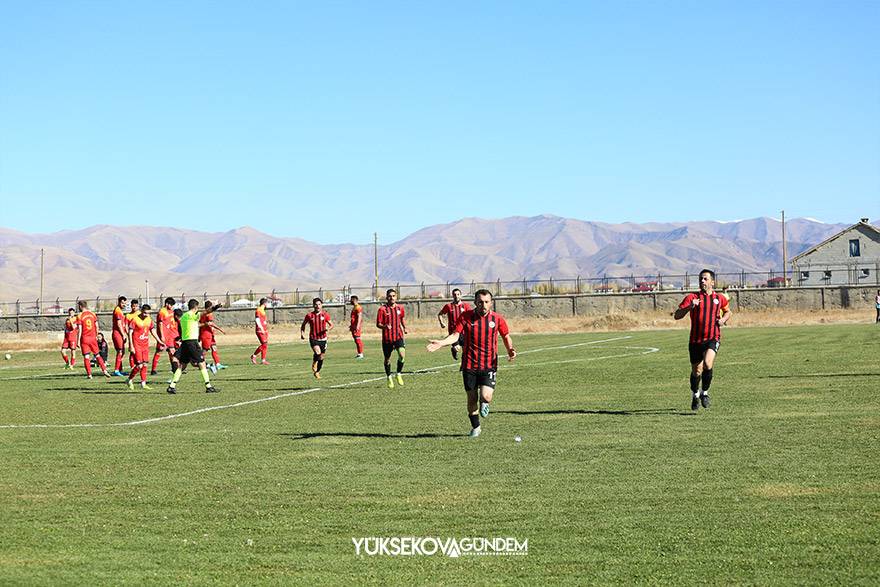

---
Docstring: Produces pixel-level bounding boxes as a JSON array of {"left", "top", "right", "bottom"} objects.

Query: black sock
[
  {"left": 469, "top": 414, "right": 480, "bottom": 429},
  {"left": 316, "top": 359, "right": 323, "bottom": 372},
  {"left": 451, "top": 347, "right": 458, "bottom": 360},
  {"left": 384, "top": 363, "right": 391, "bottom": 376},
  {"left": 313, "top": 353, "right": 320, "bottom": 363},
  {"left": 396, "top": 359, "right": 404, "bottom": 374},
  {"left": 701, "top": 369, "right": 713, "bottom": 392},
  {"left": 690, "top": 373, "right": 700, "bottom": 393}
]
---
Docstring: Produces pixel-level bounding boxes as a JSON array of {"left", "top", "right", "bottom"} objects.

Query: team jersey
[
  {"left": 179, "top": 310, "right": 201, "bottom": 341},
  {"left": 439, "top": 301, "right": 472, "bottom": 335},
  {"left": 304, "top": 310, "right": 332, "bottom": 340},
  {"left": 255, "top": 307, "right": 268, "bottom": 333},
  {"left": 78, "top": 310, "right": 99, "bottom": 342},
  {"left": 129, "top": 315, "right": 154, "bottom": 348},
  {"left": 64, "top": 316, "right": 79, "bottom": 340},
  {"left": 125, "top": 310, "right": 139, "bottom": 332},
  {"left": 157, "top": 307, "right": 178, "bottom": 343},
  {"left": 199, "top": 313, "right": 214, "bottom": 335},
  {"left": 455, "top": 309, "right": 510, "bottom": 371},
  {"left": 350, "top": 304, "right": 363, "bottom": 330},
  {"left": 112, "top": 307, "right": 126, "bottom": 334},
  {"left": 679, "top": 291, "right": 729, "bottom": 343},
  {"left": 377, "top": 304, "right": 406, "bottom": 343}
]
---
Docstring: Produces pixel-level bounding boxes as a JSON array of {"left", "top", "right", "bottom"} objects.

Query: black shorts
[
  {"left": 463, "top": 369, "right": 496, "bottom": 392},
  {"left": 453, "top": 335, "right": 464, "bottom": 347},
  {"left": 309, "top": 338, "right": 327, "bottom": 353},
  {"left": 175, "top": 340, "right": 205, "bottom": 366},
  {"left": 382, "top": 339, "right": 405, "bottom": 359},
  {"left": 689, "top": 340, "right": 720, "bottom": 364}
]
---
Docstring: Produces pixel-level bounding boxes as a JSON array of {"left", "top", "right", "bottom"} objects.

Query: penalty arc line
[{"left": 0, "top": 336, "right": 658, "bottom": 429}]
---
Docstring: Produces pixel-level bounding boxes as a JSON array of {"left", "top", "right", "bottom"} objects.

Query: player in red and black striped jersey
[
  {"left": 376, "top": 288, "right": 407, "bottom": 388},
  {"left": 437, "top": 288, "right": 471, "bottom": 360},
  {"left": 349, "top": 295, "right": 364, "bottom": 359},
  {"left": 674, "top": 269, "right": 731, "bottom": 411},
  {"left": 301, "top": 298, "right": 334, "bottom": 379},
  {"left": 428, "top": 289, "right": 517, "bottom": 438}
]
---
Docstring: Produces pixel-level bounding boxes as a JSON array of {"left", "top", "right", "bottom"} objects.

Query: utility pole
[
  {"left": 373, "top": 232, "right": 379, "bottom": 298},
  {"left": 781, "top": 210, "right": 787, "bottom": 286},
  {"left": 39, "top": 248, "right": 44, "bottom": 313},
  {"left": 145, "top": 280, "right": 150, "bottom": 306}
]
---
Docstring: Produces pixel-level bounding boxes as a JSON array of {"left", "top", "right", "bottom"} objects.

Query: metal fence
[{"left": 3, "top": 264, "right": 878, "bottom": 317}]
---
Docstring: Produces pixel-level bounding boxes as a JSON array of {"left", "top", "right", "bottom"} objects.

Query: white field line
[{"left": 0, "top": 336, "right": 657, "bottom": 429}]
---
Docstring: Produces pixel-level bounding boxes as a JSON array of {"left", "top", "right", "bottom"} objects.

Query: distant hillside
[{"left": 0, "top": 216, "right": 858, "bottom": 300}]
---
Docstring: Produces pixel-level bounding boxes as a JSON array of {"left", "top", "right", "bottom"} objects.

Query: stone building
[{"left": 790, "top": 218, "right": 880, "bottom": 286}]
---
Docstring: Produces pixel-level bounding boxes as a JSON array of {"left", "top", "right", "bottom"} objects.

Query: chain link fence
[{"left": 3, "top": 264, "right": 878, "bottom": 317}]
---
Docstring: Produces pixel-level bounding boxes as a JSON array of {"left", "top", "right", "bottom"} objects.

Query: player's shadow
[
  {"left": 763, "top": 373, "right": 880, "bottom": 379},
  {"left": 495, "top": 408, "right": 694, "bottom": 417},
  {"left": 263, "top": 387, "right": 312, "bottom": 392},
  {"left": 223, "top": 377, "right": 275, "bottom": 382},
  {"left": 81, "top": 390, "right": 157, "bottom": 395},
  {"left": 280, "top": 431, "right": 462, "bottom": 440}
]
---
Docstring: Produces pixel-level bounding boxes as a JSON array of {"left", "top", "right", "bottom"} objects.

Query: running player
[
  {"left": 127, "top": 304, "right": 161, "bottom": 390},
  {"left": 125, "top": 299, "right": 140, "bottom": 371},
  {"left": 166, "top": 299, "right": 219, "bottom": 394},
  {"left": 349, "top": 295, "right": 364, "bottom": 359},
  {"left": 437, "top": 288, "right": 471, "bottom": 360},
  {"left": 151, "top": 297, "right": 178, "bottom": 374},
  {"left": 250, "top": 298, "right": 270, "bottom": 365},
  {"left": 61, "top": 307, "right": 79, "bottom": 369},
  {"left": 199, "top": 301, "right": 227, "bottom": 374},
  {"left": 376, "top": 288, "right": 407, "bottom": 389},
  {"left": 673, "top": 269, "right": 732, "bottom": 411},
  {"left": 301, "top": 298, "right": 333, "bottom": 379},
  {"left": 111, "top": 296, "right": 128, "bottom": 375},
  {"left": 77, "top": 300, "right": 110, "bottom": 379},
  {"left": 428, "top": 289, "right": 516, "bottom": 438}
]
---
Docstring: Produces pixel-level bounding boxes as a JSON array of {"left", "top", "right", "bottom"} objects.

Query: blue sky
[{"left": 1, "top": 1, "right": 877, "bottom": 244}]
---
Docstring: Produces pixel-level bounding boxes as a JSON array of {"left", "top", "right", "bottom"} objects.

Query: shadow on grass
[
  {"left": 280, "top": 431, "right": 462, "bottom": 440},
  {"left": 763, "top": 373, "right": 880, "bottom": 379},
  {"left": 495, "top": 408, "right": 694, "bottom": 417},
  {"left": 81, "top": 390, "right": 158, "bottom": 395},
  {"left": 262, "top": 387, "right": 312, "bottom": 392}
]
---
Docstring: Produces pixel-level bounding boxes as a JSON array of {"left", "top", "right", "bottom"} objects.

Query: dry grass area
[{"left": 1, "top": 308, "right": 874, "bottom": 352}]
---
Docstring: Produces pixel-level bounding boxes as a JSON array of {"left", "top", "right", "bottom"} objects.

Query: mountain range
[{"left": 0, "top": 216, "right": 860, "bottom": 300}]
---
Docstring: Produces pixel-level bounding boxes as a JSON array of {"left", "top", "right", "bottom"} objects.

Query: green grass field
[{"left": 1, "top": 324, "right": 878, "bottom": 585}]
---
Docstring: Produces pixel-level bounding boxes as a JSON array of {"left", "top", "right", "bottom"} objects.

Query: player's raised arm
[
  {"left": 673, "top": 294, "right": 698, "bottom": 320},
  {"left": 427, "top": 332, "right": 460, "bottom": 353}
]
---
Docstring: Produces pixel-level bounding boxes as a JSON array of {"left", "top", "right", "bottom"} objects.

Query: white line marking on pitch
[{"left": 0, "top": 335, "right": 658, "bottom": 429}]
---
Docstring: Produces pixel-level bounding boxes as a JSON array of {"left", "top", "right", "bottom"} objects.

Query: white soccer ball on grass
[{"left": 4, "top": 353, "right": 11, "bottom": 360}]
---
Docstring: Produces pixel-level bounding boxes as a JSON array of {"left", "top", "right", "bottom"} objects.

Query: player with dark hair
[
  {"left": 674, "top": 269, "right": 731, "bottom": 410},
  {"left": 250, "top": 298, "right": 270, "bottom": 365},
  {"left": 111, "top": 295, "right": 128, "bottom": 375},
  {"left": 77, "top": 300, "right": 110, "bottom": 379},
  {"left": 428, "top": 289, "right": 516, "bottom": 438},
  {"left": 437, "top": 288, "right": 471, "bottom": 360},
  {"left": 167, "top": 299, "right": 219, "bottom": 394},
  {"left": 61, "top": 307, "right": 79, "bottom": 369},
  {"left": 199, "top": 301, "right": 227, "bottom": 374},
  {"left": 151, "top": 297, "right": 178, "bottom": 374},
  {"left": 301, "top": 298, "right": 333, "bottom": 379},
  {"left": 125, "top": 299, "right": 140, "bottom": 372},
  {"left": 127, "top": 303, "right": 161, "bottom": 390},
  {"left": 376, "top": 288, "right": 407, "bottom": 389},
  {"left": 349, "top": 295, "right": 364, "bottom": 359}
]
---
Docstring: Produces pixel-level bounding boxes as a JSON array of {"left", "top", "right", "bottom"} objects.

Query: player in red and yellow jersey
[
  {"left": 77, "top": 300, "right": 110, "bottom": 379},
  {"left": 127, "top": 304, "right": 161, "bottom": 390},
  {"left": 376, "top": 288, "right": 407, "bottom": 388},
  {"left": 151, "top": 297, "right": 179, "bottom": 374},
  {"left": 301, "top": 297, "right": 334, "bottom": 378},
  {"left": 349, "top": 295, "right": 364, "bottom": 359},
  {"left": 250, "top": 298, "right": 270, "bottom": 365},
  {"left": 437, "top": 288, "right": 472, "bottom": 360},
  {"left": 199, "top": 301, "right": 227, "bottom": 373},
  {"left": 111, "top": 296, "right": 128, "bottom": 375},
  {"left": 125, "top": 299, "right": 140, "bottom": 371},
  {"left": 61, "top": 307, "right": 79, "bottom": 369}
]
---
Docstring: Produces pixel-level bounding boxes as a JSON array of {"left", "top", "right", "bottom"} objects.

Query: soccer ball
[{"left": 4, "top": 353, "right": 11, "bottom": 360}]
